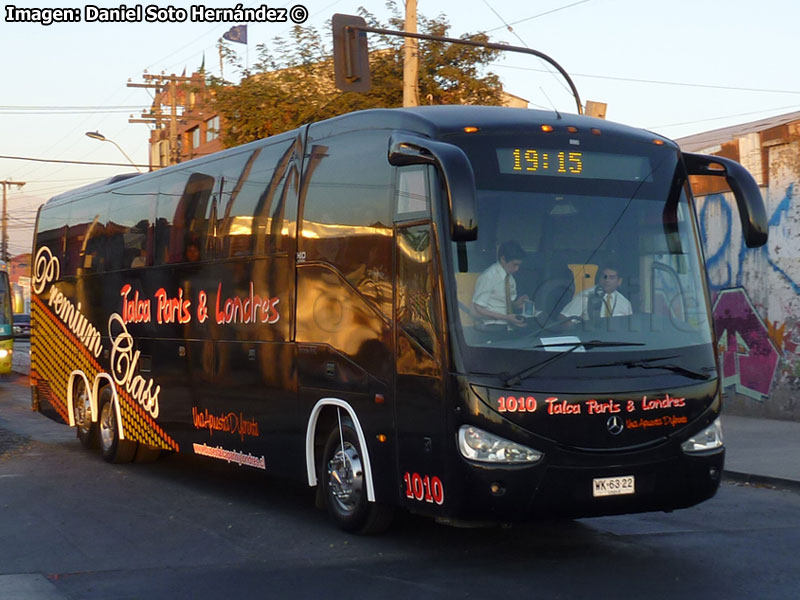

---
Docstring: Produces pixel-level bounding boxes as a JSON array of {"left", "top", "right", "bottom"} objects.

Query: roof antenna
[{"left": 540, "top": 87, "right": 562, "bottom": 120}]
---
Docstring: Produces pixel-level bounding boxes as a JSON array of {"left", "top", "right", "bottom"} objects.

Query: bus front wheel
[
  {"left": 98, "top": 386, "right": 138, "bottom": 464},
  {"left": 322, "top": 423, "right": 393, "bottom": 534}
]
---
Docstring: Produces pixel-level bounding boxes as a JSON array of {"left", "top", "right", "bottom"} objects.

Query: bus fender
[
  {"left": 66, "top": 370, "right": 93, "bottom": 428},
  {"left": 305, "top": 398, "right": 376, "bottom": 503},
  {"left": 92, "top": 374, "right": 128, "bottom": 440}
]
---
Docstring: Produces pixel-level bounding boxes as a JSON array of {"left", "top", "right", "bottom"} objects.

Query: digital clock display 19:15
[
  {"left": 495, "top": 147, "right": 654, "bottom": 181},
  {"left": 511, "top": 148, "right": 583, "bottom": 175}
]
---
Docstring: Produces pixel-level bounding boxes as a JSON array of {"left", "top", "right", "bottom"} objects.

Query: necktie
[
  {"left": 505, "top": 274, "right": 512, "bottom": 315},
  {"left": 603, "top": 293, "right": 614, "bottom": 317}
]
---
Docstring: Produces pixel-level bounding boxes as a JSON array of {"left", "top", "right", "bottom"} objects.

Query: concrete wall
[{"left": 696, "top": 140, "right": 800, "bottom": 420}]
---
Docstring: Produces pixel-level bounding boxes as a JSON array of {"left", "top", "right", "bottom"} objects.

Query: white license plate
[{"left": 593, "top": 475, "right": 635, "bottom": 498}]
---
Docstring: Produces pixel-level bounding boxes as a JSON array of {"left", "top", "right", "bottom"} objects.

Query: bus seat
[
  {"left": 533, "top": 276, "right": 574, "bottom": 318},
  {"left": 568, "top": 263, "right": 598, "bottom": 294},
  {"left": 454, "top": 272, "right": 480, "bottom": 326}
]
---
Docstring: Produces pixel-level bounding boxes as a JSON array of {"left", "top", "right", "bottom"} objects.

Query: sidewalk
[
  {"left": 722, "top": 414, "right": 800, "bottom": 491},
  {"left": 7, "top": 339, "right": 800, "bottom": 492}
]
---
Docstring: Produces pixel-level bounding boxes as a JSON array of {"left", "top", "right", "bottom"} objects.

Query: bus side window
[
  {"left": 154, "top": 171, "right": 189, "bottom": 265},
  {"left": 300, "top": 130, "right": 393, "bottom": 317},
  {"left": 213, "top": 151, "right": 254, "bottom": 258},
  {"left": 217, "top": 139, "right": 294, "bottom": 258},
  {"left": 36, "top": 203, "right": 70, "bottom": 272},
  {"left": 154, "top": 171, "right": 214, "bottom": 264},
  {"left": 395, "top": 166, "right": 430, "bottom": 218},
  {"left": 106, "top": 182, "right": 155, "bottom": 270},
  {"left": 396, "top": 223, "right": 441, "bottom": 370},
  {"left": 67, "top": 196, "right": 108, "bottom": 276},
  {"left": 180, "top": 172, "right": 216, "bottom": 262}
]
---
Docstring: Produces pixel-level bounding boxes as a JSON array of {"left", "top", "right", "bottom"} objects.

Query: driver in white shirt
[{"left": 561, "top": 264, "right": 632, "bottom": 320}]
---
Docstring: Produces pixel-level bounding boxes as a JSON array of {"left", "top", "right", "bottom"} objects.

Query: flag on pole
[{"left": 222, "top": 25, "right": 248, "bottom": 44}]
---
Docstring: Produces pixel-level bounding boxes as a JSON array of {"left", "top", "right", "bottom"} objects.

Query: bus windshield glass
[{"left": 445, "top": 130, "right": 714, "bottom": 384}]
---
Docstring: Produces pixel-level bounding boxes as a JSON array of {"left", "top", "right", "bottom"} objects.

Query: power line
[
  {"left": 0, "top": 155, "right": 148, "bottom": 168},
  {"left": 0, "top": 105, "right": 145, "bottom": 110},
  {"left": 494, "top": 63, "right": 800, "bottom": 95},
  {"left": 650, "top": 104, "right": 800, "bottom": 130},
  {"left": 478, "top": 0, "right": 572, "bottom": 99},
  {"left": 0, "top": 108, "right": 145, "bottom": 115},
  {"left": 480, "top": 0, "right": 592, "bottom": 34}
]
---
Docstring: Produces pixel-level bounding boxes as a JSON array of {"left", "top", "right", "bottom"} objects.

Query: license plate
[{"left": 593, "top": 475, "right": 635, "bottom": 498}]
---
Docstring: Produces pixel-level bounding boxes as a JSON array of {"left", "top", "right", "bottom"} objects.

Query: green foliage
[{"left": 210, "top": 3, "right": 505, "bottom": 147}]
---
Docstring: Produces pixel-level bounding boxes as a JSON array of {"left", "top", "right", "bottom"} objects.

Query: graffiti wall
[{"left": 697, "top": 140, "right": 800, "bottom": 420}]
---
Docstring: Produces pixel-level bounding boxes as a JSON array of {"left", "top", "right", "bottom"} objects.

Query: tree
[{"left": 210, "top": 3, "right": 504, "bottom": 147}]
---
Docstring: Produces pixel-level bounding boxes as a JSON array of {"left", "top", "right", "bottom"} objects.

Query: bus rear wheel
[
  {"left": 73, "top": 378, "right": 98, "bottom": 449},
  {"left": 98, "top": 386, "right": 138, "bottom": 464},
  {"left": 321, "top": 422, "right": 393, "bottom": 534}
]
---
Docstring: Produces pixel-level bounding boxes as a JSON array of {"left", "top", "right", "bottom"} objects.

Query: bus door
[{"left": 393, "top": 166, "right": 448, "bottom": 512}]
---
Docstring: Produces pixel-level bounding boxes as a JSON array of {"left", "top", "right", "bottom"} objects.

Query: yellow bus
[{"left": 0, "top": 261, "right": 14, "bottom": 374}]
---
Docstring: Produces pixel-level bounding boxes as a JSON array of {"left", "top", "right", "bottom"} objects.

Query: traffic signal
[{"left": 332, "top": 13, "right": 371, "bottom": 93}]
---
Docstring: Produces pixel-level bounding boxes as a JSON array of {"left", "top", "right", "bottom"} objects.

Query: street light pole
[{"left": 85, "top": 131, "right": 144, "bottom": 173}]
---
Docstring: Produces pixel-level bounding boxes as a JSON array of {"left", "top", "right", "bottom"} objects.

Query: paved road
[{"left": 1, "top": 375, "right": 799, "bottom": 599}]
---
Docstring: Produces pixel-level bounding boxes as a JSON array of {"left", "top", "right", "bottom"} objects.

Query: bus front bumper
[{"left": 451, "top": 448, "right": 724, "bottom": 522}]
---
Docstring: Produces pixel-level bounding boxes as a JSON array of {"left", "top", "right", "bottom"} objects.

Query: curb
[{"left": 723, "top": 470, "right": 800, "bottom": 493}]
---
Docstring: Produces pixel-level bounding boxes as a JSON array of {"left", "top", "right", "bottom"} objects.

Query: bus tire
[
  {"left": 98, "top": 386, "right": 138, "bottom": 464},
  {"left": 73, "top": 377, "right": 98, "bottom": 449},
  {"left": 321, "top": 423, "right": 393, "bottom": 534}
]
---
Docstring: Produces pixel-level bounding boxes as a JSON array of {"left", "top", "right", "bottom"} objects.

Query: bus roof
[
  {"left": 45, "top": 106, "right": 675, "bottom": 206},
  {"left": 47, "top": 172, "right": 141, "bottom": 204}
]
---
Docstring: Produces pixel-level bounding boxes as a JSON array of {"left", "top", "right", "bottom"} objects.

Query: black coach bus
[{"left": 31, "top": 106, "right": 767, "bottom": 532}]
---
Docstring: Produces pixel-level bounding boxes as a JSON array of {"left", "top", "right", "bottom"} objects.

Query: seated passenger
[
  {"left": 471, "top": 240, "right": 531, "bottom": 331},
  {"left": 561, "top": 264, "right": 632, "bottom": 320}
]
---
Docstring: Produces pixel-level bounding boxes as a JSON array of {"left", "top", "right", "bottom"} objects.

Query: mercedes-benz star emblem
[{"left": 606, "top": 415, "right": 624, "bottom": 435}]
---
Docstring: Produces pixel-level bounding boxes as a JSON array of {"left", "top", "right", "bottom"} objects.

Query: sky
[{"left": 2, "top": 0, "right": 798, "bottom": 257}]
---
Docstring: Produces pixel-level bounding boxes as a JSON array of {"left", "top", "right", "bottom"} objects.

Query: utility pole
[
  {"left": 0, "top": 180, "right": 25, "bottom": 262},
  {"left": 128, "top": 73, "right": 195, "bottom": 167},
  {"left": 403, "top": 0, "right": 419, "bottom": 107}
]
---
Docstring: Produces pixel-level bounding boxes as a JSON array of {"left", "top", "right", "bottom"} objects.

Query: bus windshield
[{"left": 445, "top": 131, "right": 714, "bottom": 385}]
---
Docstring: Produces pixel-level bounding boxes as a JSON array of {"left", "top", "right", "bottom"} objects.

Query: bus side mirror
[
  {"left": 683, "top": 152, "right": 768, "bottom": 248},
  {"left": 388, "top": 133, "right": 478, "bottom": 242}
]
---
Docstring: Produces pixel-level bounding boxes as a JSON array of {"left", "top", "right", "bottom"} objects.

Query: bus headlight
[
  {"left": 0, "top": 348, "right": 11, "bottom": 359},
  {"left": 681, "top": 418, "right": 723, "bottom": 454},
  {"left": 458, "top": 425, "right": 543, "bottom": 464}
]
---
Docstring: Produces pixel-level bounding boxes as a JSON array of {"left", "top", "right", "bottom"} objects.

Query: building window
[
  {"left": 206, "top": 116, "right": 220, "bottom": 143},
  {"left": 192, "top": 127, "right": 200, "bottom": 149}
]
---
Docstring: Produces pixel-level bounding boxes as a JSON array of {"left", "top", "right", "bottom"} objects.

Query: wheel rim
[
  {"left": 99, "top": 399, "right": 116, "bottom": 452},
  {"left": 327, "top": 441, "right": 364, "bottom": 514},
  {"left": 73, "top": 382, "right": 92, "bottom": 436}
]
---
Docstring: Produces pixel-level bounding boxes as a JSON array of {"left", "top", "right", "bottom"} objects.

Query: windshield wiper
[
  {"left": 578, "top": 356, "right": 712, "bottom": 381},
  {"left": 503, "top": 341, "right": 645, "bottom": 387}
]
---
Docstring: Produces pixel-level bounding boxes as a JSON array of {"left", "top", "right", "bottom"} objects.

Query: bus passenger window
[
  {"left": 65, "top": 198, "right": 107, "bottom": 277},
  {"left": 36, "top": 203, "right": 69, "bottom": 271},
  {"left": 300, "top": 130, "right": 393, "bottom": 317},
  {"left": 215, "top": 142, "right": 293, "bottom": 258},
  {"left": 107, "top": 182, "right": 154, "bottom": 270},
  {"left": 154, "top": 171, "right": 214, "bottom": 264},
  {"left": 154, "top": 171, "right": 189, "bottom": 265},
  {"left": 214, "top": 151, "right": 255, "bottom": 257}
]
